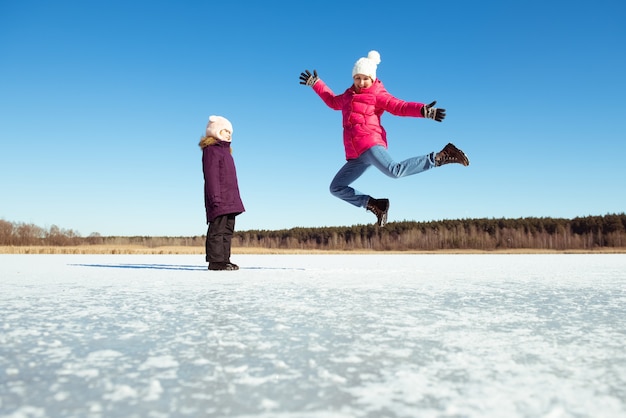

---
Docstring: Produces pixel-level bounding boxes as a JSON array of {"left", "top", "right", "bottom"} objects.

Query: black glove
[
  {"left": 299, "top": 69, "right": 319, "bottom": 87},
  {"left": 422, "top": 101, "right": 446, "bottom": 122}
]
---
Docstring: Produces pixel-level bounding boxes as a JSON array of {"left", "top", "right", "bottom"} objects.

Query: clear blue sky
[{"left": 1, "top": 0, "right": 625, "bottom": 237}]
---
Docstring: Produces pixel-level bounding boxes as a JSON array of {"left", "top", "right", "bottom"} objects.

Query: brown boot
[
  {"left": 435, "top": 143, "right": 469, "bottom": 167},
  {"left": 366, "top": 198, "right": 389, "bottom": 227}
]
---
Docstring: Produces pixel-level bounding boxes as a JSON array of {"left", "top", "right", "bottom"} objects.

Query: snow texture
[{"left": 1, "top": 254, "right": 625, "bottom": 417}]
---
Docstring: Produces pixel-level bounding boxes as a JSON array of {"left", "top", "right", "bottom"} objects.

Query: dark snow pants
[{"left": 205, "top": 214, "right": 236, "bottom": 263}]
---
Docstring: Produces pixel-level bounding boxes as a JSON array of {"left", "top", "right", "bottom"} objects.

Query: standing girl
[
  {"left": 299, "top": 50, "right": 469, "bottom": 227},
  {"left": 199, "top": 115, "right": 245, "bottom": 271}
]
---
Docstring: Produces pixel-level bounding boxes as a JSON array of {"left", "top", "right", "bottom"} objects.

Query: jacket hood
[{"left": 199, "top": 136, "right": 233, "bottom": 153}]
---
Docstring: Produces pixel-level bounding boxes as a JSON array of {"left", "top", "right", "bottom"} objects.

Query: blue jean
[{"left": 329, "top": 145, "right": 436, "bottom": 207}]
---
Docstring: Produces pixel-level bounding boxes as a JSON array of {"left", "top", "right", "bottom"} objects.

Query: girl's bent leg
[
  {"left": 329, "top": 158, "right": 371, "bottom": 207},
  {"left": 364, "top": 145, "right": 436, "bottom": 178}
]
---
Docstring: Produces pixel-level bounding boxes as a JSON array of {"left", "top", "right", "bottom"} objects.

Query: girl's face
[
  {"left": 353, "top": 74, "right": 373, "bottom": 92},
  {"left": 220, "top": 129, "right": 232, "bottom": 142}
]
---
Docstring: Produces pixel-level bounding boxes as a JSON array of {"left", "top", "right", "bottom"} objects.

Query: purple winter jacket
[
  {"left": 202, "top": 140, "right": 245, "bottom": 223},
  {"left": 312, "top": 78, "right": 426, "bottom": 160}
]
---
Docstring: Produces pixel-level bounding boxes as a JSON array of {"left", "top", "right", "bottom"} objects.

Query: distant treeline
[{"left": 1, "top": 214, "right": 625, "bottom": 251}]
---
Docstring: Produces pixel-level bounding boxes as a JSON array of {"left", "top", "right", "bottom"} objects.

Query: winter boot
[
  {"left": 435, "top": 143, "right": 470, "bottom": 167},
  {"left": 208, "top": 262, "right": 237, "bottom": 271},
  {"left": 366, "top": 198, "right": 389, "bottom": 227}
]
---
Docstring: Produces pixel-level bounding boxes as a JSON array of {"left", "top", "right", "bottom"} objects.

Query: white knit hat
[
  {"left": 205, "top": 115, "right": 233, "bottom": 141},
  {"left": 352, "top": 50, "right": 381, "bottom": 81}
]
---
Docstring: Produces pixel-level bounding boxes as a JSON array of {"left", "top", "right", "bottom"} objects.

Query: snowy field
[{"left": 1, "top": 254, "right": 625, "bottom": 418}]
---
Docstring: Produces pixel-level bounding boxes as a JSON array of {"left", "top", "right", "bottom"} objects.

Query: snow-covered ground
[{"left": 1, "top": 253, "right": 625, "bottom": 418}]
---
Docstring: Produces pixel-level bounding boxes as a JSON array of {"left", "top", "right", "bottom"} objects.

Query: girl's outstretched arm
[
  {"left": 379, "top": 92, "right": 424, "bottom": 118},
  {"left": 299, "top": 69, "right": 343, "bottom": 111}
]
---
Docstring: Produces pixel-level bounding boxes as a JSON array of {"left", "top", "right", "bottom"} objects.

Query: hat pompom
[{"left": 367, "top": 50, "right": 381, "bottom": 65}]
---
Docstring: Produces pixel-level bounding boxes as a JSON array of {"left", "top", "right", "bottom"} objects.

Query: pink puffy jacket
[{"left": 312, "top": 78, "right": 425, "bottom": 160}]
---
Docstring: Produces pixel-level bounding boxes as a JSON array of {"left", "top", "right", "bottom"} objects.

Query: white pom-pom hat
[
  {"left": 206, "top": 115, "right": 233, "bottom": 141},
  {"left": 352, "top": 50, "right": 381, "bottom": 81}
]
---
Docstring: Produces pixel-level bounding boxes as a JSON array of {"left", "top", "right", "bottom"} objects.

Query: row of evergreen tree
[
  {"left": 1, "top": 214, "right": 625, "bottom": 251},
  {"left": 233, "top": 214, "right": 626, "bottom": 251}
]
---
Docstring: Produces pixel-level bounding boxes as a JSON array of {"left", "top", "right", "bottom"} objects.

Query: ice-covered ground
[{"left": 1, "top": 253, "right": 625, "bottom": 418}]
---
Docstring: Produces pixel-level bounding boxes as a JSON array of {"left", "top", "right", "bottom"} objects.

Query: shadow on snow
[{"left": 70, "top": 264, "right": 304, "bottom": 271}]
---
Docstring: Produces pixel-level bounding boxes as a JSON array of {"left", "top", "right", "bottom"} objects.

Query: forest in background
[{"left": 1, "top": 213, "right": 625, "bottom": 252}]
